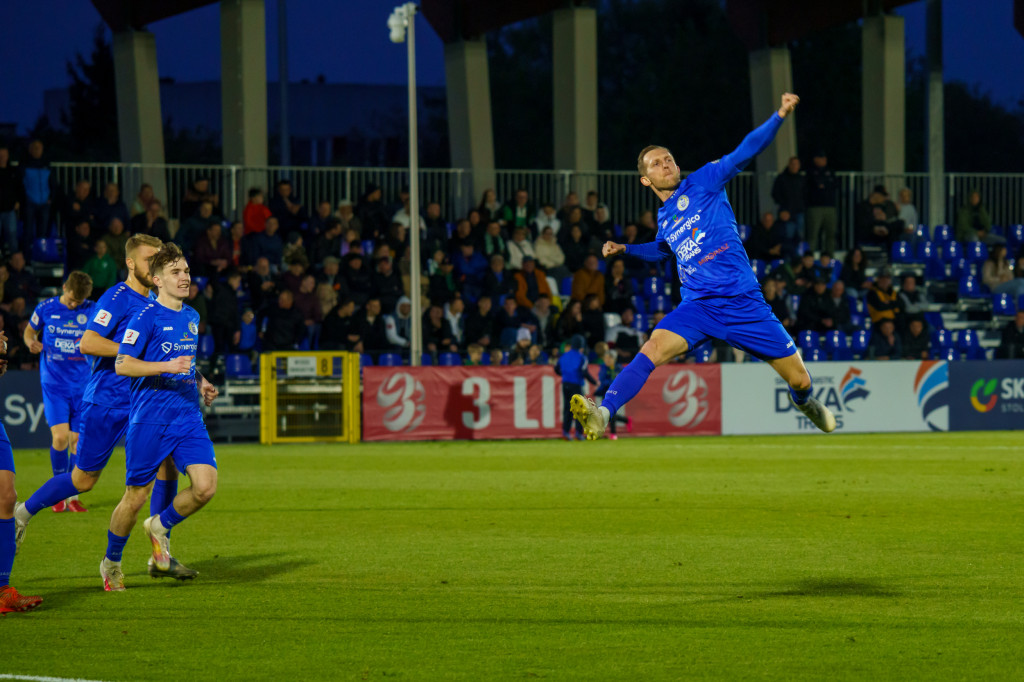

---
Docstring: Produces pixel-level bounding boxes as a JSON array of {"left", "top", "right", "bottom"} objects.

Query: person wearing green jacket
[{"left": 82, "top": 241, "right": 118, "bottom": 296}]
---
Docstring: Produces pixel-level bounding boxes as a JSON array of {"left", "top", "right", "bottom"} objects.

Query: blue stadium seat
[
  {"left": 916, "top": 240, "right": 938, "bottom": 262},
  {"left": 924, "top": 258, "right": 947, "bottom": 281},
  {"left": 823, "top": 330, "right": 849, "bottom": 360},
  {"left": 224, "top": 353, "right": 258, "bottom": 380},
  {"left": 850, "top": 313, "right": 865, "bottom": 329},
  {"left": 851, "top": 330, "right": 870, "bottom": 358},
  {"left": 768, "top": 258, "right": 785, "bottom": 274},
  {"left": 361, "top": 239, "right": 375, "bottom": 255},
  {"left": 830, "top": 259, "right": 843, "bottom": 281},
  {"left": 360, "top": 353, "right": 374, "bottom": 367},
  {"left": 795, "top": 241, "right": 811, "bottom": 256},
  {"left": 941, "top": 241, "right": 964, "bottom": 263},
  {"left": 990, "top": 224, "right": 1004, "bottom": 238},
  {"left": 914, "top": 224, "right": 930, "bottom": 241},
  {"left": 420, "top": 352, "right": 433, "bottom": 366},
  {"left": 750, "top": 259, "right": 768, "bottom": 280},
  {"left": 924, "top": 312, "right": 945, "bottom": 330},
  {"left": 537, "top": 351, "right": 549, "bottom": 364},
  {"left": 560, "top": 276, "right": 573, "bottom": 296},
  {"left": 480, "top": 351, "right": 490, "bottom": 366},
  {"left": 197, "top": 334, "right": 215, "bottom": 360},
  {"left": 957, "top": 329, "right": 986, "bottom": 360},
  {"left": 649, "top": 294, "right": 670, "bottom": 313},
  {"left": 931, "top": 329, "right": 954, "bottom": 350},
  {"left": 297, "top": 337, "right": 311, "bottom": 351},
  {"left": 191, "top": 276, "right": 209, "bottom": 292},
  {"left": 632, "top": 312, "right": 649, "bottom": 332},
  {"left": 798, "top": 330, "right": 819, "bottom": 353},
  {"left": 439, "top": 352, "right": 461, "bottom": 366},
  {"left": 31, "top": 238, "right": 64, "bottom": 264},
  {"left": 932, "top": 224, "right": 953, "bottom": 243},
  {"left": 789, "top": 294, "right": 802, "bottom": 314},
  {"left": 804, "top": 347, "right": 826, "bottom": 362},
  {"left": 891, "top": 241, "right": 913, "bottom": 264},
  {"left": 965, "top": 241, "right": 988, "bottom": 264},
  {"left": 641, "top": 277, "right": 664, "bottom": 299},
  {"left": 629, "top": 295, "right": 647, "bottom": 313},
  {"left": 992, "top": 293, "right": 1016, "bottom": 317},
  {"left": 377, "top": 352, "right": 402, "bottom": 367},
  {"left": 596, "top": 259, "right": 607, "bottom": 274},
  {"left": 1009, "top": 224, "right": 1024, "bottom": 250},
  {"left": 500, "top": 351, "right": 510, "bottom": 365},
  {"left": 958, "top": 275, "right": 983, "bottom": 299},
  {"left": 848, "top": 296, "right": 865, "bottom": 315},
  {"left": 937, "top": 347, "right": 961, "bottom": 362},
  {"left": 947, "top": 257, "right": 968, "bottom": 282},
  {"left": 693, "top": 346, "right": 713, "bottom": 363},
  {"left": 737, "top": 224, "right": 751, "bottom": 242}
]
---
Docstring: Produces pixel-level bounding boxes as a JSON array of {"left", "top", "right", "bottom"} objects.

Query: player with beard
[{"left": 571, "top": 94, "right": 836, "bottom": 438}]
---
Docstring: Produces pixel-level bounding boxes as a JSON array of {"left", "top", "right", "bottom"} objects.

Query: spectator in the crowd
[
  {"left": 371, "top": 256, "right": 404, "bottom": 314},
  {"left": 0, "top": 147, "right": 22, "bottom": 256},
  {"left": 556, "top": 192, "right": 580, "bottom": 224},
  {"left": 383, "top": 296, "right": 413, "bottom": 350},
  {"left": 605, "top": 307, "right": 644, "bottom": 362},
  {"left": 825, "top": 280, "right": 855, "bottom": 334},
  {"left": 745, "top": 211, "right": 785, "bottom": 262},
  {"left": 423, "top": 201, "right": 448, "bottom": 255},
  {"left": 603, "top": 258, "right": 634, "bottom": 314},
  {"left": 243, "top": 187, "right": 272, "bottom": 235},
  {"left": 513, "top": 256, "right": 551, "bottom": 309},
  {"left": 269, "top": 179, "right": 306, "bottom": 234},
  {"left": 571, "top": 253, "right": 605, "bottom": 306},
  {"left": 342, "top": 251, "right": 372, "bottom": 308},
  {"left": 225, "top": 221, "right": 250, "bottom": 269},
  {"left": 447, "top": 219, "right": 475, "bottom": 255},
  {"left": 494, "top": 296, "right": 537, "bottom": 347},
  {"left": 772, "top": 156, "right": 805, "bottom": 242},
  {"left": 92, "top": 180, "right": 130, "bottom": 233},
  {"left": 840, "top": 247, "right": 871, "bottom": 298},
  {"left": 356, "top": 184, "right": 390, "bottom": 242},
  {"left": 453, "top": 242, "right": 488, "bottom": 302},
  {"left": 509, "top": 328, "right": 534, "bottom": 365},
  {"left": 390, "top": 193, "right": 426, "bottom": 234},
  {"left": 814, "top": 252, "right": 837, "bottom": 284},
  {"left": 896, "top": 188, "right": 919, "bottom": 240},
  {"left": 252, "top": 216, "right": 284, "bottom": 267},
  {"left": 763, "top": 277, "right": 793, "bottom": 331},
  {"left": 280, "top": 259, "right": 307, "bottom": 295},
  {"left": 481, "top": 221, "right": 508, "bottom": 262},
  {"left": 177, "top": 200, "right": 218, "bottom": 256},
  {"left": 556, "top": 299, "right": 585, "bottom": 343},
  {"left": 902, "top": 315, "right": 930, "bottom": 360},
  {"left": 463, "top": 296, "right": 495, "bottom": 349},
  {"left": 238, "top": 308, "right": 258, "bottom": 351},
  {"left": 62, "top": 179, "right": 96, "bottom": 233},
  {"left": 592, "top": 206, "right": 615, "bottom": 242},
  {"left": 20, "top": 139, "right": 57, "bottom": 249},
  {"left": 797, "top": 277, "right": 833, "bottom": 333},
  {"left": 321, "top": 298, "right": 360, "bottom": 351},
  {"left": 534, "top": 225, "right": 570, "bottom": 280},
  {"left": 956, "top": 189, "right": 1000, "bottom": 244},
  {"left": 357, "top": 297, "right": 389, "bottom": 354},
  {"left": 465, "top": 343, "right": 484, "bottom": 366},
  {"left": 193, "top": 221, "right": 232, "bottom": 277},
  {"left": 867, "top": 268, "right": 900, "bottom": 324},
  {"left": 101, "top": 218, "right": 130, "bottom": 273},
  {"left": 774, "top": 254, "right": 811, "bottom": 296},
  {"left": 477, "top": 188, "right": 502, "bottom": 224},
  {"left": 384, "top": 222, "right": 408, "bottom": 263},
  {"left": 293, "top": 273, "right": 323, "bottom": 341},
  {"left": 982, "top": 244, "right": 1024, "bottom": 299},
  {"left": 319, "top": 256, "right": 345, "bottom": 292},
  {"left": 897, "top": 273, "right": 928, "bottom": 329},
  {"left": 506, "top": 226, "right": 535, "bottom": 270},
  {"left": 805, "top": 150, "right": 837, "bottom": 254},
  {"left": 501, "top": 188, "right": 534, "bottom": 231},
  {"left": 186, "top": 282, "right": 208, "bottom": 334},
  {"left": 636, "top": 210, "right": 658, "bottom": 241},
  {"left": 445, "top": 298, "right": 466, "bottom": 349},
  {"left": 282, "top": 231, "right": 309, "bottom": 270},
  {"left": 555, "top": 334, "right": 596, "bottom": 440},
  {"left": 483, "top": 254, "right": 517, "bottom": 301},
  {"left": 996, "top": 311, "right": 1024, "bottom": 359},
  {"left": 247, "top": 257, "right": 277, "bottom": 312},
  {"left": 209, "top": 269, "right": 243, "bottom": 352},
  {"left": 317, "top": 282, "right": 337, "bottom": 320},
  {"left": 532, "top": 294, "right": 558, "bottom": 348},
  {"left": 67, "top": 221, "right": 96, "bottom": 271},
  {"left": 858, "top": 203, "right": 901, "bottom": 247},
  {"left": 466, "top": 209, "right": 484, "bottom": 242},
  {"left": 422, "top": 304, "right": 456, "bottom": 355},
  {"left": 129, "top": 199, "right": 171, "bottom": 241},
  {"left": 335, "top": 199, "right": 362, "bottom": 237},
  {"left": 181, "top": 177, "right": 218, "bottom": 219},
  {"left": 488, "top": 348, "right": 506, "bottom": 366},
  {"left": 580, "top": 191, "right": 602, "bottom": 229},
  {"left": 868, "top": 318, "right": 901, "bottom": 360},
  {"left": 533, "top": 203, "right": 560, "bottom": 238},
  {"left": 562, "top": 223, "right": 591, "bottom": 273},
  {"left": 82, "top": 241, "right": 117, "bottom": 296},
  {"left": 130, "top": 183, "right": 154, "bottom": 217},
  {"left": 427, "top": 253, "right": 457, "bottom": 305},
  {"left": 309, "top": 200, "right": 334, "bottom": 236},
  {"left": 580, "top": 294, "right": 606, "bottom": 348},
  {"left": 260, "top": 289, "right": 305, "bottom": 351}
]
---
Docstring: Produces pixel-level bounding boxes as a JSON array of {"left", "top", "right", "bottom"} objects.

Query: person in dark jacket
[
  {"left": 355, "top": 184, "right": 390, "bottom": 243},
  {"left": 321, "top": 298, "right": 360, "bottom": 350},
  {"left": 422, "top": 304, "right": 456, "bottom": 355},
  {"left": 0, "top": 146, "right": 23, "bottom": 255},
  {"left": 804, "top": 150, "right": 837, "bottom": 254},
  {"left": 259, "top": 289, "right": 305, "bottom": 350},
  {"left": 463, "top": 296, "right": 496, "bottom": 348},
  {"left": 771, "top": 156, "right": 806, "bottom": 243},
  {"left": 268, "top": 179, "right": 306, "bottom": 235},
  {"left": 744, "top": 211, "right": 786, "bottom": 262},
  {"left": 371, "top": 256, "right": 404, "bottom": 314},
  {"left": 94, "top": 182, "right": 130, "bottom": 233},
  {"left": 209, "top": 270, "right": 243, "bottom": 352},
  {"left": 20, "top": 140, "right": 59, "bottom": 250},
  {"left": 357, "top": 297, "right": 389, "bottom": 354}
]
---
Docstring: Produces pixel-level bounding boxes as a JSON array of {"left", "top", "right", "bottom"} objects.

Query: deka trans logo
[
  {"left": 970, "top": 378, "right": 998, "bottom": 412},
  {"left": 776, "top": 366, "right": 869, "bottom": 430}
]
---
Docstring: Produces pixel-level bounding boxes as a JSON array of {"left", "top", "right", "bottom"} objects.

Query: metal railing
[{"left": 52, "top": 162, "right": 1024, "bottom": 250}]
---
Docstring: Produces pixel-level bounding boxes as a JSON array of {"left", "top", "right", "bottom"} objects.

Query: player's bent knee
[{"left": 71, "top": 468, "right": 100, "bottom": 492}]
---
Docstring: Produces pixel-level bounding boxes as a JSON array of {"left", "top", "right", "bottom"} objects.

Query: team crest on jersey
[
  {"left": 77, "top": 314, "right": 87, "bottom": 324},
  {"left": 676, "top": 195, "right": 689, "bottom": 212},
  {"left": 188, "top": 322, "right": 199, "bottom": 335}
]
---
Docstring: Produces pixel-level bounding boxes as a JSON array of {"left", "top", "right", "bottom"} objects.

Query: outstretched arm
[{"left": 603, "top": 238, "right": 673, "bottom": 263}]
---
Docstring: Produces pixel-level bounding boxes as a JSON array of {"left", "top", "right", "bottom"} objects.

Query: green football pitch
[{"left": 3, "top": 432, "right": 1022, "bottom": 681}]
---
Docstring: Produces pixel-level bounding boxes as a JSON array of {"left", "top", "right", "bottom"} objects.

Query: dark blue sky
[{"left": 1, "top": 0, "right": 1021, "bottom": 135}]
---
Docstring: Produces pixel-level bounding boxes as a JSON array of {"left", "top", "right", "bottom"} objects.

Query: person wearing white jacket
[{"left": 384, "top": 296, "right": 412, "bottom": 349}]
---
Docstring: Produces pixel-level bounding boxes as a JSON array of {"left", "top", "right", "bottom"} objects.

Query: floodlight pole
[{"left": 390, "top": 3, "right": 422, "bottom": 366}]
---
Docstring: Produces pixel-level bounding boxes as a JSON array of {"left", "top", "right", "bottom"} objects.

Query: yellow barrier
[{"left": 259, "top": 351, "right": 361, "bottom": 444}]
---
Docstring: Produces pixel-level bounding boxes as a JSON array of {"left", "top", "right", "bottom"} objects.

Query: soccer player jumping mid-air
[
  {"left": 23, "top": 271, "right": 95, "bottom": 513},
  {"left": 571, "top": 93, "right": 836, "bottom": 438},
  {"left": 100, "top": 243, "right": 219, "bottom": 591}
]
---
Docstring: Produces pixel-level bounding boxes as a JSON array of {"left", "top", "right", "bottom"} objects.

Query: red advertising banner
[{"left": 362, "top": 363, "right": 722, "bottom": 441}]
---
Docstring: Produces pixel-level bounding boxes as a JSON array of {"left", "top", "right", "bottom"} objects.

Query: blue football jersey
[
  {"left": 29, "top": 296, "right": 96, "bottom": 390},
  {"left": 117, "top": 301, "right": 202, "bottom": 426},
  {"left": 81, "top": 282, "right": 155, "bottom": 407}
]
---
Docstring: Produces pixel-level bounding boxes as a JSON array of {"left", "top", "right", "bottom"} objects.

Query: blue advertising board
[
  {"left": 1, "top": 370, "right": 52, "bottom": 449},
  {"left": 949, "top": 360, "right": 1024, "bottom": 431}
]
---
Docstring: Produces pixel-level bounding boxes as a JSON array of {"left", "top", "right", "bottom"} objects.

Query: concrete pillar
[
  {"left": 222, "top": 0, "right": 268, "bottom": 218},
  {"left": 748, "top": 46, "right": 797, "bottom": 216},
  {"left": 861, "top": 14, "right": 906, "bottom": 175},
  {"left": 112, "top": 30, "right": 167, "bottom": 209},
  {"left": 552, "top": 5, "right": 598, "bottom": 191},
  {"left": 926, "top": 0, "right": 945, "bottom": 226},
  {"left": 444, "top": 37, "right": 495, "bottom": 214}
]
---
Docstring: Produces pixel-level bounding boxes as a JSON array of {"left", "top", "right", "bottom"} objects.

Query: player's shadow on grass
[
  {"left": 759, "top": 578, "right": 901, "bottom": 599},
  {"left": 187, "top": 552, "right": 315, "bottom": 583}
]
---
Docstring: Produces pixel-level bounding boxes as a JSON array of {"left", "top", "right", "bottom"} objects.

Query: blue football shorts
[
  {"left": 42, "top": 382, "right": 84, "bottom": 432},
  {"left": 656, "top": 291, "right": 797, "bottom": 361},
  {"left": 75, "top": 402, "right": 131, "bottom": 473},
  {"left": 125, "top": 421, "right": 216, "bottom": 487},
  {"left": 0, "top": 425, "right": 13, "bottom": 473}
]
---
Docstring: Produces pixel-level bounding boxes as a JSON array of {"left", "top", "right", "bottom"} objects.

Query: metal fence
[{"left": 52, "top": 162, "right": 1024, "bottom": 250}]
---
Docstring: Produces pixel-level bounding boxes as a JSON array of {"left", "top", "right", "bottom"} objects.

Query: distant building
[{"left": 43, "top": 79, "right": 449, "bottom": 167}]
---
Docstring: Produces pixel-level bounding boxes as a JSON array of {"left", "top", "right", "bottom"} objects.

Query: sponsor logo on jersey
[
  {"left": 94, "top": 310, "right": 112, "bottom": 327},
  {"left": 163, "top": 327, "right": 174, "bottom": 331},
  {"left": 47, "top": 325, "right": 55, "bottom": 333},
  {"left": 162, "top": 342, "right": 173, "bottom": 353},
  {"left": 50, "top": 315, "right": 61, "bottom": 319},
  {"left": 31, "top": 312, "right": 39, "bottom": 326},
  {"left": 123, "top": 329, "right": 139, "bottom": 345},
  {"left": 676, "top": 194, "right": 689, "bottom": 212},
  {"left": 55, "top": 338, "right": 77, "bottom": 353}
]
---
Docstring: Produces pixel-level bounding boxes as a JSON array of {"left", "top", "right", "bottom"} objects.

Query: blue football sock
[
  {"left": 49, "top": 447, "right": 69, "bottom": 476},
  {"left": 0, "top": 518, "right": 14, "bottom": 587},
  {"left": 601, "top": 353, "right": 656, "bottom": 417},
  {"left": 159, "top": 504, "right": 187, "bottom": 531},
  {"left": 789, "top": 380, "right": 813, "bottom": 406},
  {"left": 25, "top": 473, "right": 80, "bottom": 515},
  {"left": 106, "top": 531, "right": 129, "bottom": 562},
  {"left": 151, "top": 479, "right": 178, "bottom": 538}
]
